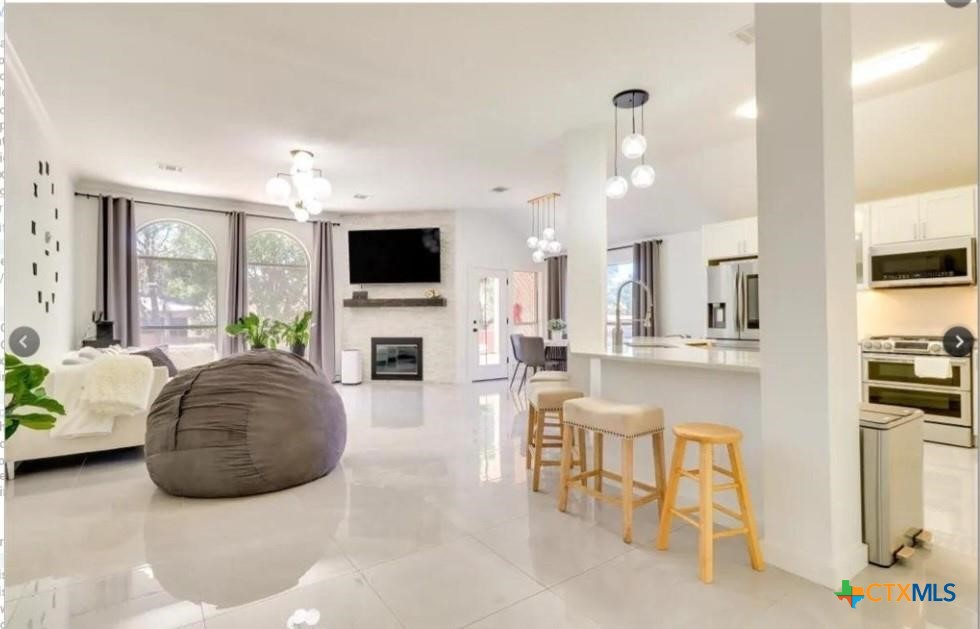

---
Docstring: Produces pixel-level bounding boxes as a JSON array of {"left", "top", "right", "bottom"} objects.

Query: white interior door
[{"left": 469, "top": 267, "right": 509, "bottom": 381}]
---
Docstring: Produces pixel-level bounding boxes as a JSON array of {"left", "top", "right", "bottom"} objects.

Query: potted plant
[
  {"left": 548, "top": 318, "right": 567, "bottom": 341},
  {"left": 225, "top": 312, "right": 279, "bottom": 350},
  {"left": 275, "top": 311, "right": 313, "bottom": 358},
  {"left": 5, "top": 353, "right": 65, "bottom": 439}
]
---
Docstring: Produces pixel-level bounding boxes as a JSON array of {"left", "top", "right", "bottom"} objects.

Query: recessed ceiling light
[
  {"left": 734, "top": 42, "right": 938, "bottom": 120},
  {"left": 490, "top": 186, "right": 510, "bottom": 193},
  {"left": 353, "top": 193, "right": 371, "bottom": 200},
  {"left": 157, "top": 162, "right": 183, "bottom": 173},
  {"left": 735, "top": 100, "right": 758, "bottom": 120}
]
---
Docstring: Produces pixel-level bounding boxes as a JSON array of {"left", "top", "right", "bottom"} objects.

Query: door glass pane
[
  {"left": 478, "top": 277, "right": 501, "bottom": 366},
  {"left": 511, "top": 271, "right": 538, "bottom": 336}
]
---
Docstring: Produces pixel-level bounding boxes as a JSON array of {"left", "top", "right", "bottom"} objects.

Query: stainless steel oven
[{"left": 861, "top": 345, "right": 974, "bottom": 447}]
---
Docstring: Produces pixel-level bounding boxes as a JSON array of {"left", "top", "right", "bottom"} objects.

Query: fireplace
[{"left": 371, "top": 337, "right": 423, "bottom": 381}]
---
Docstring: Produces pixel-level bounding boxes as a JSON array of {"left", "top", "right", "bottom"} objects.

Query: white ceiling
[{"left": 8, "top": 3, "right": 977, "bottom": 241}]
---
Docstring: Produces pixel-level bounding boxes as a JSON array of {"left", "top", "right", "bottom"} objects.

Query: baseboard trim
[{"left": 763, "top": 538, "right": 868, "bottom": 588}]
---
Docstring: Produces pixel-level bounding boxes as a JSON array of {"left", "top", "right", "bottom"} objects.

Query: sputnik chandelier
[
  {"left": 264, "top": 150, "right": 333, "bottom": 222},
  {"left": 526, "top": 192, "right": 562, "bottom": 264},
  {"left": 604, "top": 89, "right": 656, "bottom": 199}
]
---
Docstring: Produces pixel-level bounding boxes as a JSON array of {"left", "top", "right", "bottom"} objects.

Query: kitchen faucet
[{"left": 612, "top": 280, "right": 653, "bottom": 349}]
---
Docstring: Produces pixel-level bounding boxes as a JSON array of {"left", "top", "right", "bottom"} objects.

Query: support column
[
  {"left": 755, "top": 4, "right": 866, "bottom": 586},
  {"left": 562, "top": 127, "right": 608, "bottom": 355}
]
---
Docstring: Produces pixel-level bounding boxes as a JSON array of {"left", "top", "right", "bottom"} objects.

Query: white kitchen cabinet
[
  {"left": 702, "top": 216, "right": 757, "bottom": 261},
  {"left": 869, "top": 186, "right": 975, "bottom": 245},
  {"left": 855, "top": 204, "right": 869, "bottom": 288},
  {"left": 918, "top": 186, "right": 975, "bottom": 240},
  {"left": 869, "top": 195, "right": 920, "bottom": 245}
]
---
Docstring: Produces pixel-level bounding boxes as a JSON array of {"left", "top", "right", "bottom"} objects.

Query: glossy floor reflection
[{"left": 5, "top": 381, "right": 977, "bottom": 628}]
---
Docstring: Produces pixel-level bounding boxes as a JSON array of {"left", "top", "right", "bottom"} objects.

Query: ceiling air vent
[
  {"left": 157, "top": 162, "right": 183, "bottom": 173},
  {"left": 490, "top": 186, "right": 509, "bottom": 193},
  {"left": 353, "top": 193, "right": 371, "bottom": 200},
  {"left": 731, "top": 24, "right": 755, "bottom": 46}
]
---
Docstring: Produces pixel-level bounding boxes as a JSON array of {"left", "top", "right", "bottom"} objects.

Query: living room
[{"left": 4, "top": 3, "right": 978, "bottom": 629}]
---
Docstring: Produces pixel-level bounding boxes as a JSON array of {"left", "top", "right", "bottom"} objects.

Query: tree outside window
[
  {"left": 137, "top": 220, "right": 218, "bottom": 347},
  {"left": 246, "top": 230, "right": 310, "bottom": 323}
]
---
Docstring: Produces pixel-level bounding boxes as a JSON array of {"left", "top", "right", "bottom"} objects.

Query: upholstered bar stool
[
  {"left": 529, "top": 370, "right": 569, "bottom": 384},
  {"left": 526, "top": 384, "right": 586, "bottom": 492},
  {"left": 655, "top": 422, "right": 764, "bottom": 584},
  {"left": 558, "top": 397, "right": 667, "bottom": 544}
]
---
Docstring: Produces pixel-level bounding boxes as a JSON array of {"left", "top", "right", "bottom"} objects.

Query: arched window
[
  {"left": 246, "top": 230, "right": 310, "bottom": 322},
  {"left": 137, "top": 220, "right": 218, "bottom": 347}
]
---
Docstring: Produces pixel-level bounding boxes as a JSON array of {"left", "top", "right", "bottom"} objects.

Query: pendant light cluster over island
[{"left": 605, "top": 89, "right": 656, "bottom": 200}]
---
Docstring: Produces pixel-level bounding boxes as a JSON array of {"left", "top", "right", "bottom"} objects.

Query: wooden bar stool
[
  {"left": 655, "top": 422, "right": 764, "bottom": 584},
  {"left": 558, "top": 397, "right": 667, "bottom": 544},
  {"left": 526, "top": 384, "right": 586, "bottom": 492}
]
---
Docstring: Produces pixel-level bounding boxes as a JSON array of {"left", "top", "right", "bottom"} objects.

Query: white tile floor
[{"left": 5, "top": 381, "right": 977, "bottom": 628}]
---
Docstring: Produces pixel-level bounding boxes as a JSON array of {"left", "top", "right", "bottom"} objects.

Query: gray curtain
[
  {"left": 546, "top": 254, "right": 567, "bottom": 322},
  {"left": 96, "top": 196, "right": 138, "bottom": 346},
  {"left": 632, "top": 240, "right": 661, "bottom": 337},
  {"left": 223, "top": 212, "right": 248, "bottom": 355},
  {"left": 310, "top": 222, "right": 337, "bottom": 379}
]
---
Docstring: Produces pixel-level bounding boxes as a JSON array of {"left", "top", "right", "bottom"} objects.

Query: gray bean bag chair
[{"left": 145, "top": 350, "right": 346, "bottom": 498}]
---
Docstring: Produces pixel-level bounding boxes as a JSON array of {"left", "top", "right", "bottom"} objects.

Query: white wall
[
  {"left": 6, "top": 45, "right": 76, "bottom": 365},
  {"left": 454, "top": 209, "right": 544, "bottom": 382},
  {"left": 857, "top": 286, "right": 978, "bottom": 338}
]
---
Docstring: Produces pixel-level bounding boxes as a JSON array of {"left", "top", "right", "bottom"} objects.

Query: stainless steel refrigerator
[{"left": 706, "top": 258, "right": 759, "bottom": 342}]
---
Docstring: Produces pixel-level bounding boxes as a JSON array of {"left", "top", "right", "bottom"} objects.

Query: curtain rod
[
  {"left": 608, "top": 239, "right": 663, "bottom": 252},
  {"left": 73, "top": 192, "right": 341, "bottom": 226}
]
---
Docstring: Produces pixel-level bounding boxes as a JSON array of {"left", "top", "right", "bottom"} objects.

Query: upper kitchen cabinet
[
  {"left": 702, "top": 216, "right": 758, "bottom": 262},
  {"left": 869, "top": 186, "right": 976, "bottom": 245},
  {"left": 869, "top": 195, "right": 920, "bottom": 244},
  {"left": 918, "top": 186, "right": 976, "bottom": 240}
]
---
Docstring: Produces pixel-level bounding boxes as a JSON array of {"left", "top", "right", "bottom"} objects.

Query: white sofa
[{"left": 5, "top": 343, "right": 219, "bottom": 479}]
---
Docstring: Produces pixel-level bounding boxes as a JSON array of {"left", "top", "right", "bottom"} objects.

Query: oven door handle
[{"left": 863, "top": 379, "right": 972, "bottom": 395}]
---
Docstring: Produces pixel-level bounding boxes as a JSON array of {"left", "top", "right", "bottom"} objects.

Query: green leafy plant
[
  {"left": 5, "top": 353, "right": 66, "bottom": 439},
  {"left": 275, "top": 311, "right": 313, "bottom": 348},
  {"left": 225, "top": 312, "right": 279, "bottom": 349},
  {"left": 548, "top": 319, "right": 567, "bottom": 332}
]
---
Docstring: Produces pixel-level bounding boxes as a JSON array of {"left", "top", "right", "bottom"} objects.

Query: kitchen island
[{"left": 569, "top": 338, "right": 763, "bottom": 524}]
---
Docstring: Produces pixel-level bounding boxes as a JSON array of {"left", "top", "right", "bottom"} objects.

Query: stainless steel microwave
[{"left": 868, "top": 236, "right": 976, "bottom": 288}]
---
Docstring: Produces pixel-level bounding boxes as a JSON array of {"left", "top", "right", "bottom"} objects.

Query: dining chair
[
  {"left": 509, "top": 334, "right": 525, "bottom": 388},
  {"left": 518, "top": 336, "right": 547, "bottom": 392}
]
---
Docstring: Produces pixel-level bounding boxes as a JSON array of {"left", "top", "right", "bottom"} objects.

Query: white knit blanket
[{"left": 50, "top": 354, "right": 154, "bottom": 438}]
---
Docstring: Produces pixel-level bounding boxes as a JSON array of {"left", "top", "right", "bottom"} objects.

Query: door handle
[{"left": 733, "top": 269, "right": 741, "bottom": 332}]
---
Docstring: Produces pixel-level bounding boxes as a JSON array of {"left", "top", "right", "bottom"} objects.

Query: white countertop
[{"left": 572, "top": 337, "right": 761, "bottom": 373}]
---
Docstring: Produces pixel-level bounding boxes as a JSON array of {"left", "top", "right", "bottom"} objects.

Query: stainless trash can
[{"left": 859, "top": 403, "right": 926, "bottom": 567}]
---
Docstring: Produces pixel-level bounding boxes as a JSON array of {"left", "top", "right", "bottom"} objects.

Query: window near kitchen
[
  {"left": 137, "top": 220, "right": 218, "bottom": 347},
  {"left": 606, "top": 253, "right": 634, "bottom": 343},
  {"left": 246, "top": 230, "right": 311, "bottom": 322},
  {"left": 510, "top": 270, "right": 539, "bottom": 337}
]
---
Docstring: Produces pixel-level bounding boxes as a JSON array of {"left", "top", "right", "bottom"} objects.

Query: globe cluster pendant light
[
  {"left": 526, "top": 193, "right": 562, "bottom": 263},
  {"left": 605, "top": 89, "right": 656, "bottom": 199},
  {"left": 265, "top": 150, "right": 333, "bottom": 222}
]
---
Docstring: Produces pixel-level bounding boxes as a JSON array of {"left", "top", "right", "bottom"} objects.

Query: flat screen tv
[{"left": 348, "top": 228, "right": 441, "bottom": 284}]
